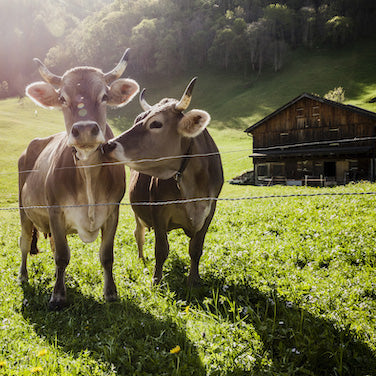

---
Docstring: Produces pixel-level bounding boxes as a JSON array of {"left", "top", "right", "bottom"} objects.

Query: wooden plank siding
[
  {"left": 245, "top": 93, "right": 376, "bottom": 186},
  {"left": 251, "top": 97, "right": 376, "bottom": 148}
]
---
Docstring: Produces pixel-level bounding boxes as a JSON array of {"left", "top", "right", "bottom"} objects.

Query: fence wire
[
  {"left": 2, "top": 135, "right": 374, "bottom": 176},
  {"left": 0, "top": 148, "right": 250, "bottom": 175},
  {"left": 1, "top": 191, "right": 376, "bottom": 212},
  {"left": 2, "top": 135, "right": 376, "bottom": 211}
]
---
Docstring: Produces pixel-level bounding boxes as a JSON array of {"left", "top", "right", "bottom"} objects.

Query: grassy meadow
[{"left": 1, "top": 43, "right": 376, "bottom": 376}]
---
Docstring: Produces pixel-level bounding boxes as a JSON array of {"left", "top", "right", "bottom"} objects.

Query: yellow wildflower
[
  {"left": 31, "top": 366, "right": 43, "bottom": 373},
  {"left": 0, "top": 361, "right": 6, "bottom": 367},
  {"left": 37, "top": 349, "right": 48, "bottom": 357},
  {"left": 184, "top": 306, "right": 190, "bottom": 314},
  {"left": 170, "top": 345, "right": 181, "bottom": 354}
]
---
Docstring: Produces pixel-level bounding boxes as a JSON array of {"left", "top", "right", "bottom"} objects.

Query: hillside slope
[
  {"left": 115, "top": 39, "right": 376, "bottom": 132},
  {"left": 208, "top": 40, "right": 376, "bottom": 130}
]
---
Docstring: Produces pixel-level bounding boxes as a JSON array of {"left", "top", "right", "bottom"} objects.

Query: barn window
[
  {"left": 280, "top": 132, "right": 289, "bottom": 136},
  {"left": 349, "top": 160, "right": 358, "bottom": 171},
  {"left": 296, "top": 108, "right": 304, "bottom": 117},
  {"left": 312, "top": 105, "right": 320, "bottom": 125},
  {"left": 296, "top": 108, "right": 306, "bottom": 128},
  {"left": 257, "top": 164, "right": 269, "bottom": 177},
  {"left": 324, "top": 161, "right": 336, "bottom": 177},
  {"left": 302, "top": 160, "right": 313, "bottom": 174},
  {"left": 313, "top": 118, "right": 321, "bottom": 126},
  {"left": 271, "top": 163, "right": 285, "bottom": 176},
  {"left": 312, "top": 106, "right": 320, "bottom": 116}
]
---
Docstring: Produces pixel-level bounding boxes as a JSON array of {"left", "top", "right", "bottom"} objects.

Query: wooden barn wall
[{"left": 252, "top": 98, "right": 376, "bottom": 149}]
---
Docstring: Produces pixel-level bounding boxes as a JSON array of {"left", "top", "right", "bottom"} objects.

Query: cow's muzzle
[
  {"left": 101, "top": 141, "right": 117, "bottom": 154},
  {"left": 71, "top": 121, "right": 100, "bottom": 139},
  {"left": 68, "top": 121, "right": 105, "bottom": 148},
  {"left": 101, "top": 140, "right": 130, "bottom": 164}
]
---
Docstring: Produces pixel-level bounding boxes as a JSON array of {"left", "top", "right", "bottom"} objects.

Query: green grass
[
  {"left": 1, "top": 101, "right": 376, "bottom": 376},
  {"left": 2, "top": 179, "right": 376, "bottom": 373},
  {"left": 1, "top": 41, "right": 376, "bottom": 374}
]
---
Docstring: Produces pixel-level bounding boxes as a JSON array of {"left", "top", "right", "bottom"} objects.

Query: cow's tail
[{"left": 30, "top": 227, "right": 39, "bottom": 255}]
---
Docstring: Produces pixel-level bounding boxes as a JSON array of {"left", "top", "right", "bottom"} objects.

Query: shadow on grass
[
  {"left": 21, "top": 282, "right": 204, "bottom": 375},
  {"left": 164, "top": 255, "right": 376, "bottom": 375}
]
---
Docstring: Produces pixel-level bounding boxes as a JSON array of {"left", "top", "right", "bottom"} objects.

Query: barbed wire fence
[
  {"left": 2, "top": 136, "right": 376, "bottom": 212},
  {"left": 1, "top": 190, "right": 376, "bottom": 212}
]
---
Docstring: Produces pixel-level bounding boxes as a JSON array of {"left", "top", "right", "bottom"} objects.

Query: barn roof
[{"left": 244, "top": 92, "right": 376, "bottom": 133}]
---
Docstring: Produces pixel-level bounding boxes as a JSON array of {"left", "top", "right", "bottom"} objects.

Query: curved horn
[
  {"left": 139, "top": 88, "right": 152, "bottom": 111},
  {"left": 33, "top": 58, "right": 62, "bottom": 86},
  {"left": 104, "top": 48, "right": 130, "bottom": 84},
  {"left": 175, "top": 77, "right": 197, "bottom": 112}
]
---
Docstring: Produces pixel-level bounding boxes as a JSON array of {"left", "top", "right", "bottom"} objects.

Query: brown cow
[
  {"left": 19, "top": 49, "right": 139, "bottom": 309},
  {"left": 103, "top": 78, "right": 223, "bottom": 285}
]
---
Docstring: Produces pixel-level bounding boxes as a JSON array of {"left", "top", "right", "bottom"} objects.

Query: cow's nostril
[
  {"left": 103, "top": 142, "right": 117, "bottom": 154},
  {"left": 72, "top": 126, "right": 79, "bottom": 138},
  {"left": 91, "top": 125, "right": 99, "bottom": 136}
]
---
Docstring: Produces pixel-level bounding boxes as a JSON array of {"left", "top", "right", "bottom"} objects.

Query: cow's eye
[
  {"left": 102, "top": 94, "right": 108, "bottom": 102},
  {"left": 149, "top": 121, "right": 163, "bottom": 129}
]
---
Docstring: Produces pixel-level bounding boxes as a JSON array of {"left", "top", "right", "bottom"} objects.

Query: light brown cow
[
  {"left": 103, "top": 78, "right": 223, "bottom": 285},
  {"left": 19, "top": 49, "right": 139, "bottom": 309}
]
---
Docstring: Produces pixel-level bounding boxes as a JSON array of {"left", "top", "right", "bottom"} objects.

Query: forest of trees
[{"left": 1, "top": 0, "right": 375, "bottom": 97}]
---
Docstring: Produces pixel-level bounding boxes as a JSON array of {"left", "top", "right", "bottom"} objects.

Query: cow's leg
[
  {"left": 49, "top": 211, "right": 70, "bottom": 310},
  {"left": 187, "top": 231, "right": 206, "bottom": 286},
  {"left": 100, "top": 208, "right": 119, "bottom": 302},
  {"left": 134, "top": 214, "right": 146, "bottom": 259},
  {"left": 187, "top": 204, "right": 216, "bottom": 286},
  {"left": 153, "top": 230, "right": 169, "bottom": 285},
  {"left": 30, "top": 227, "right": 39, "bottom": 255},
  {"left": 19, "top": 213, "right": 34, "bottom": 283},
  {"left": 49, "top": 233, "right": 55, "bottom": 253}
]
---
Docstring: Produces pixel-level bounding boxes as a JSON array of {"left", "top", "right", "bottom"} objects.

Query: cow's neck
[
  {"left": 176, "top": 138, "right": 209, "bottom": 198},
  {"left": 174, "top": 139, "right": 193, "bottom": 189},
  {"left": 73, "top": 148, "right": 103, "bottom": 227}
]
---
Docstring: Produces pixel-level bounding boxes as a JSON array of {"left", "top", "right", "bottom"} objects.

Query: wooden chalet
[{"left": 245, "top": 93, "right": 376, "bottom": 186}]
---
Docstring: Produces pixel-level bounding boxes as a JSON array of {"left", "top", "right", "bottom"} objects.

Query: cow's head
[
  {"left": 26, "top": 49, "right": 139, "bottom": 160},
  {"left": 103, "top": 77, "right": 210, "bottom": 179}
]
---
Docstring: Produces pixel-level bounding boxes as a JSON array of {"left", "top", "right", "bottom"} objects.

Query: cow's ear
[
  {"left": 178, "top": 109, "right": 210, "bottom": 138},
  {"left": 108, "top": 78, "right": 139, "bottom": 108},
  {"left": 26, "top": 82, "right": 60, "bottom": 108}
]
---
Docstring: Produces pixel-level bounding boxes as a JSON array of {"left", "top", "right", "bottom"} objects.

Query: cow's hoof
[
  {"left": 48, "top": 300, "right": 66, "bottom": 311},
  {"left": 187, "top": 274, "right": 202, "bottom": 287},
  {"left": 49, "top": 295, "right": 66, "bottom": 311},
  {"left": 152, "top": 269, "right": 163, "bottom": 285},
  {"left": 105, "top": 292, "right": 118, "bottom": 302},
  {"left": 152, "top": 276, "right": 162, "bottom": 286},
  {"left": 104, "top": 284, "right": 118, "bottom": 302},
  {"left": 18, "top": 274, "right": 29, "bottom": 285}
]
